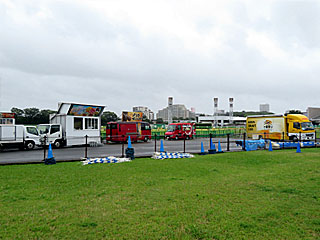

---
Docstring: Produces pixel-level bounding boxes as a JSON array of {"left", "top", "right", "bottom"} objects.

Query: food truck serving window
[
  {"left": 74, "top": 118, "right": 83, "bottom": 130},
  {"left": 85, "top": 118, "right": 98, "bottom": 130},
  {"left": 0, "top": 118, "right": 14, "bottom": 125}
]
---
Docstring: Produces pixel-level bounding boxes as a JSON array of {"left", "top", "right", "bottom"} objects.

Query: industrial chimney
[
  {"left": 229, "top": 97, "right": 234, "bottom": 125},
  {"left": 213, "top": 97, "right": 218, "bottom": 127},
  {"left": 168, "top": 97, "right": 173, "bottom": 124}
]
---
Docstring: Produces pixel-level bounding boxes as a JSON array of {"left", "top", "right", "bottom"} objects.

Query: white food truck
[
  {"left": 38, "top": 103, "right": 105, "bottom": 148},
  {"left": 0, "top": 112, "right": 40, "bottom": 150}
]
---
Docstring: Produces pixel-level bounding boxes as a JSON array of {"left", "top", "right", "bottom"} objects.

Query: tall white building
[
  {"left": 259, "top": 104, "right": 270, "bottom": 112},
  {"left": 132, "top": 106, "right": 154, "bottom": 120},
  {"left": 156, "top": 104, "right": 195, "bottom": 121}
]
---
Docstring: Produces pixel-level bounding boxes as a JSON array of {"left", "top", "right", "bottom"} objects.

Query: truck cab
[
  {"left": 38, "top": 124, "right": 64, "bottom": 148},
  {"left": 165, "top": 123, "right": 195, "bottom": 140},
  {"left": 286, "top": 114, "right": 315, "bottom": 141}
]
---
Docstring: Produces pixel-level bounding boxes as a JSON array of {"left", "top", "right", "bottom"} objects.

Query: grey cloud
[
  {"left": 0, "top": 1, "right": 319, "bottom": 115},
  {"left": 271, "top": 1, "right": 320, "bottom": 50}
]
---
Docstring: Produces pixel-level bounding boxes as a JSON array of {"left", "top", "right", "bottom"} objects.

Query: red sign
[{"left": 0, "top": 113, "right": 15, "bottom": 118}]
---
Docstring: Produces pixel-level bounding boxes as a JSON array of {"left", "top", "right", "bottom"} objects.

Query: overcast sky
[{"left": 0, "top": 0, "right": 319, "bottom": 116}]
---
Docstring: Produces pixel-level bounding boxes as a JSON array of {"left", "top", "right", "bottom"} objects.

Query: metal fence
[
  {"left": 48, "top": 130, "right": 320, "bottom": 159},
  {"left": 1, "top": 130, "right": 318, "bottom": 165}
]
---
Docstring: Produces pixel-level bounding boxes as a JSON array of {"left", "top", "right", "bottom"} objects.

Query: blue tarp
[
  {"left": 235, "top": 139, "right": 265, "bottom": 151},
  {"left": 235, "top": 140, "right": 316, "bottom": 151},
  {"left": 278, "top": 141, "right": 315, "bottom": 148}
]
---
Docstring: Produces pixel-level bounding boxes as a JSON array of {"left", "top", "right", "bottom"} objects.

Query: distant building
[
  {"left": 132, "top": 106, "right": 154, "bottom": 120},
  {"left": 157, "top": 104, "right": 195, "bottom": 121},
  {"left": 197, "top": 115, "right": 246, "bottom": 126},
  {"left": 259, "top": 104, "right": 270, "bottom": 112},
  {"left": 215, "top": 109, "right": 225, "bottom": 115},
  {"left": 307, "top": 107, "right": 320, "bottom": 124}
]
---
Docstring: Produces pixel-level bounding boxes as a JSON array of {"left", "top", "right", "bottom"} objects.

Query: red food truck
[
  {"left": 106, "top": 121, "right": 151, "bottom": 143},
  {"left": 165, "top": 123, "right": 195, "bottom": 140}
]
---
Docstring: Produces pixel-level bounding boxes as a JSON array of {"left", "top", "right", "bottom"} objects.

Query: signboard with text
[
  {"left": 122, "top": 112, "right": 143, "bottom": 122},
  {"left": 0, "top": 113, "right": 15, "bottom": 118}
]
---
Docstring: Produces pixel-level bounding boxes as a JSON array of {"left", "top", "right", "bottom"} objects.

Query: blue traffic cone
[
  {"left": 127, "top": 136, "right": 132, "bottom": 148},
  {"left": 269, "top": 141, "right": 273, "bottom": 152},
  {"left": 45, "top": 143, "right": 56, "bottom": 165},
  {"left": 217, "top": 140, "right": 223, "bottom": 153},
  {"left": 160, "top": 139, "right": 165, "bottom": 152},
  {"left": 125, "top": 136, "right": 135, "bottom": 160},
  {"left": 296, "top": 142, "right": 301, "bottom": 153},
  {"left": 47, "top": 143, "right": 54, "bottom": 158},
  {"left": 210, "top": 138, "right": 214, "bottom": 150},
  {"left": 200, "top": 142, "right": 206, "bottom": 155},
  {"left": 208, "top": 142, "right": 216, "bottom": 154}
]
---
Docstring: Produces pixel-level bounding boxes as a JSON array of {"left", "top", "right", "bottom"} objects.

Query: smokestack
[
  {"left": 213, "top": 98, "right": 218, "bottom": 127},
  {"left": 229, "top": 97, "right": 234, "bottom": 124},
  {"left": 168, "top": 97, "right": 173, "bottom": 124}
]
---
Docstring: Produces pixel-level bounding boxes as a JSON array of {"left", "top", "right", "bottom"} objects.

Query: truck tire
[
  {"left": 54, "top": 140, "right": 62, "bottom": 148},
  {"left": 25, "top": 141, "right": 35, "bottom": 150},
  {"left": 175, "top": 136, "right": 179, "bottom": 140},
  {"left": 292, "top": 136, "right": 298, "bottom": 142},
  {"left": 144, "top": 136, "right": 149, "bottom": 142}
]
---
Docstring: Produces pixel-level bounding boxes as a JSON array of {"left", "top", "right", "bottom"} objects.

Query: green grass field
[{"left": 1, "top": 149, "right": 319, "bottom": 239}]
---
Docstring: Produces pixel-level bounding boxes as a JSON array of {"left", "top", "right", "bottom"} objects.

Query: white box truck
[
  {"left": 0, "top": 112, "right": 40, "bottom": 150},
  {"left": 0, "top": 125, "right": 40, "bottom": 150},
  {"left": 38, "top": 103, "right": 105, "bottom": 148}
]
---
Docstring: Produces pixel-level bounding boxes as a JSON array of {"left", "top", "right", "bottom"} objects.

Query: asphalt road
[{"left": 0, "top": 137, "right": 244, "bottom": 165}]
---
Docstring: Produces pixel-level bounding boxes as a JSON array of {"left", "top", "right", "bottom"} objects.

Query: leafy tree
[
  {"left": 11, "top": 107, "right": 25, "bottom": 124},
  {"left": 233, "top": 111, "right": 274, "bottom": 117},
  {"left": 38, "top": 109, "right": 56, "bottom": 124},
  {"left": 11, "top": 107, "right": 24, "bottom": 117},
  {"left": 142, "top": 114, "right": 152, "bottom": 124},
  {"left": 11, "top": 107, "right": 56, "bottom": 124},
  {"left": 23, "top": 108, "right": 40, "bottom": 124},
  {"left": 156, "top": 118, "right": 164, "bottom": 124},
  {"left": 287, "top": 110, "right": 302, "bottom": 114},
  {"left": 101, "top": 111, "right": 119, "bottom": 125}
]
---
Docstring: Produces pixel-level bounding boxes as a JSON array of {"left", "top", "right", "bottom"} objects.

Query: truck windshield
[
  {"left": 38, "top": 125, "right": 50, "bottom": 134},
  {"left": 167, "top": 125, "right": 176, "bottom": 132},
  {"left": 27, "top": 127, "right": 39, "bottom": 136},
  {"left": 301, "top": 122, "right": 314, "bottom": 131}
]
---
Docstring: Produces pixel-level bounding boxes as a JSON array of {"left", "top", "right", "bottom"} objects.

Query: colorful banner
[
  {"left": 67, "top": 104, "right": 104, "bottom": 117},
  {"left": 122, "top": 112, "right": 143, "bottom": 122}
]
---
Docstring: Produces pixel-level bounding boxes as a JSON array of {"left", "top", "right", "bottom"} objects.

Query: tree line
[{"left": 10, "top": 107, "right": 120, "bottom": 125}]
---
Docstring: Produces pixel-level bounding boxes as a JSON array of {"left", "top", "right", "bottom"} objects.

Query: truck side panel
[
  {"left": 247, "top": 117, "right": 286, "bottom": 140},
  {"left": 65, "top": 116, "right": 101, "bottom": 147},
  {"left": 0, "top": 125, "right": 24, "bottom": 142}
]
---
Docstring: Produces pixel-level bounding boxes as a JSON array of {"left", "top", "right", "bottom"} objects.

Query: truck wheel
[
  {"left": 292, "top": 136, "right": 298, "bottom": 142},
  {"left": 54, "top": 140, "right": 62, "bottom": 148},
  {"left": 175, "top": 136, "right": 179, "bottom": 140},
  {"left": 25, "top": 141, "right": 35, "bottom": 150},
  {"left": 186, "top": 136, "right": 190, "bottom": 140},
  {"left": 144, "top": 137, "right": 149, "bottom": 142}
]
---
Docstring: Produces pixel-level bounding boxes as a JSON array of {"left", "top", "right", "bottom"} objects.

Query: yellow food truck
[{"left": 246, "top": 114, "right": 315, "bottom": 141}]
